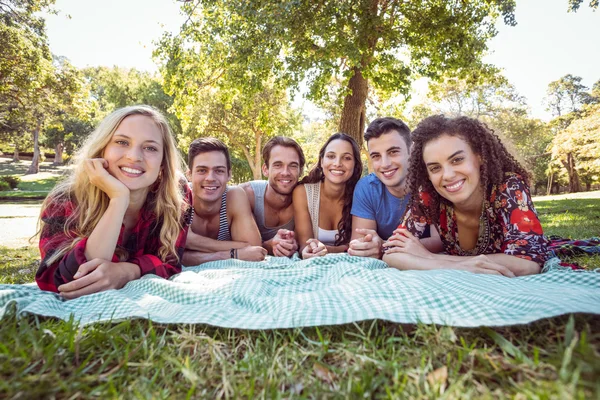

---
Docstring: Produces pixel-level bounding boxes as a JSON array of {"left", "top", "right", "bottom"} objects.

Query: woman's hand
[
  {"left": 383, "top": 229, "right": 432, "bottom": 258},
  {"left": 302, "top": 239, "right": 327, "bottom": 259},
  {"left": 57, "top": 259, "right": 141, "bottom": 299},
  {"left": 84, "top": 158, "right": 130, "bottom": 200}
]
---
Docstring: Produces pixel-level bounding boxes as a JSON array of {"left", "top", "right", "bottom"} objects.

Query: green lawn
[
  {"left": 0, "top": 197, "right": 598, "bottom": 398},
  {"left": 0, "top": 158, "right": 67, "bottom": 199}
]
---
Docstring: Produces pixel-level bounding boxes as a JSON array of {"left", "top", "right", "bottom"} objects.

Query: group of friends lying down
[{"left": 35, "top": 105, "right": 549, "bottom": 299}]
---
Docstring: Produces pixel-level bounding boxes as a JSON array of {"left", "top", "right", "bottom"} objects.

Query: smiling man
[
  {"left": 349, "top": 117, "right": 432, "bottom": 258},
  {"left": 183, "top": 137, "right": 267, "bottom": 265},
  {"left": 240, "top": 136, "right": 306, "bottom": 257}
]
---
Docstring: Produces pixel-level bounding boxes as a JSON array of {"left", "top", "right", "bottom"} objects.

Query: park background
[{"left": 1, "top": 0, "right": 599, "bottom": 398}]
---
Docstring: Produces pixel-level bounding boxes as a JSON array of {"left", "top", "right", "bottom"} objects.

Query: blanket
[{"left": 0, "top": 255, "right": 598, "bottom": 328}]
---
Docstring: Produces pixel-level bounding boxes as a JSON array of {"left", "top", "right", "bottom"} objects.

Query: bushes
[{"left": 0, "top": 176, "right": 20, "bottom": 190}]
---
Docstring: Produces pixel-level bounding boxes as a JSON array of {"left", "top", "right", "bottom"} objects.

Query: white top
[{"left": 318, "top": 227, "right": 338, "bottom": 246}]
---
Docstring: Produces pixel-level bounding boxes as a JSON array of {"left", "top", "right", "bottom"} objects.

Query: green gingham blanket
[{"left": 0, "top": 254, "right": 598, "bottom": 328}]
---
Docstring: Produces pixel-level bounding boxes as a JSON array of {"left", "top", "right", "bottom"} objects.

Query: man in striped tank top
[
  {"left": 183, "top": 138, "right": 267, "bottom": 265},
  {"left": 240, "top": 137, "right": 306, "bottom": 257}
]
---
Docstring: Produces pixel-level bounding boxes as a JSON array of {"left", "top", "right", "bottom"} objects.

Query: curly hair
[
  {"left": 299, "top": 133, "right": 362, "bottom": 246},
  {"left": 408, "top": 115, "right": 529, "bottom": 225}
]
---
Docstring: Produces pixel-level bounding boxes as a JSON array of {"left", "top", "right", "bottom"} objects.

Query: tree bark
[
  {"left": 12, "top": 146, "right": 20, "bottom": 162},
  {"left": 338, "top": 68, "right": 368, "bottom": 147},
  {"left": 26, "top": 119, "right": 42, "bottom": 175},
  {"left": 546, "top": 173, "right": 553, "bottom": 196},
  {"left": 53, "top": 142, "right": 64, "bottom": 165},
  {"left": 561, "top": 152, "right": 581, "bottom": 193},
  {"left": 253, "top": 132, "right": 262, "bottom": 180}
]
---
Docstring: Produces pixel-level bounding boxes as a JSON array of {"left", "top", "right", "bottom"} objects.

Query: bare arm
[
  {"left": 292, "top": 185, "right": 313, "bottom": 254},
  {"left": 186, "top": 230, "right": 249, "bottom": 252},
  {"left": 182, "top": 250, "right": 230, "bottom": 266},
  {"left": 228, "top": 186, "right": 262, "bottom": 246}
]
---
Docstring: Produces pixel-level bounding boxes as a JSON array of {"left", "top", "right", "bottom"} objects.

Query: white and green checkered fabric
[{"left": 0, "top": 255, "right": 598, "bottom": 327}]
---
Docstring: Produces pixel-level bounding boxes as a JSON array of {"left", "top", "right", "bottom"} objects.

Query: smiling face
[
  {"left": 423, "top": 134, "right": 483, "bottom": 208},
  {"left": 189, "top": 150, "right": 231, "bottom": 204},
  {"left": 262, "top": 145, "right": 301, "bottom": 195},
  {"left": 367, "top": 130, "right": 410, "bottom": 194},
  {"left": 320, "top": 139, "right": 356, "bottom": 185},
  {"left": 102, "top": 114, "right": 164, "bottom": 195}
]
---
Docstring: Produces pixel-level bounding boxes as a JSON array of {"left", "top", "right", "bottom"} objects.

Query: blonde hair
[{"left": 40, "top": 105, "right": 187, "bottom": 265}]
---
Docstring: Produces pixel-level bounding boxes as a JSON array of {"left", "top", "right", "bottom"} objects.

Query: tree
[
  {"left": 83, "top": 66, "right": 182, "bottom": 138},
  {"left": 545, "top": 74, "right": 589, "bottom": 117},
  {"left": 167, "top": 0, "right": 517, "bottom": 146},
  {"left": 551, "top": 104, "right": 600, "bottom": 192}
]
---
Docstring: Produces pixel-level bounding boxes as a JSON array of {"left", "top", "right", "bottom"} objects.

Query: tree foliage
[{"left": 168, "top": 0, "right": 517, "bottom": 145}]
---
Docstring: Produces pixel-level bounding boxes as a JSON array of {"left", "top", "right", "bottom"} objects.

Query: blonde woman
[{"left": 36, "top": 105, "right": 193, "bottom": 299}]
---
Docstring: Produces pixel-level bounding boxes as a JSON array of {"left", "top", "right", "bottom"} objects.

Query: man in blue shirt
[{"left": 349, "top": 117, "right": 432, "bottom": 258}]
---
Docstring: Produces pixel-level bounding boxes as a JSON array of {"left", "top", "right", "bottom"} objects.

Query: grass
[
  {"left": 0, "top": 195, "right": 599, "bottom": 398},
  {"left": 0, "top": 158, "right": 69, "bottom": 199}
]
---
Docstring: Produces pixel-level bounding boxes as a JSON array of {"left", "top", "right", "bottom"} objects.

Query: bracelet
[
  {"left": 230, "top": 248, "right": 235, "bottom": 259},
  {"left": 234, "top": 248, "right": 238, "bottom": 259}
]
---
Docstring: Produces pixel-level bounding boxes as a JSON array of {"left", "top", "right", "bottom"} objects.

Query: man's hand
[
  {"left": 348, "top": 228, "right": 383, "bottom": 258},
  {"left": 58, "top": 259, "right": 141, "bottom": 300},
  {"left": 237, "top": 246, "right": 268, "bottom": 262},
  {"left": 271, "top": 229, "right": 298, "bottom": 257},
  {"left": 301, "top": 239, "right": 327, "bottom": 259}
]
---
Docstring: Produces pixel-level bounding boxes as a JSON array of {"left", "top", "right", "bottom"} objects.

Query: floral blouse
[{"left": 401, "top": 173, "right": 549, "bottom": 265}]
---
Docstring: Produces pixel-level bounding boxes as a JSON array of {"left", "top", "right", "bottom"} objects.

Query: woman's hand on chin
[
  {"left": 57, "top": 259, "right": 141, "bottom": 300},
  {"left": 302, "top": 238, "right": 327, "bottom": 259},
  {"left": 383, "top": 229, "right": 432, "bottom": 259},
  {"left": 85, "top": 158, "right": 130, "bottom": 200}
]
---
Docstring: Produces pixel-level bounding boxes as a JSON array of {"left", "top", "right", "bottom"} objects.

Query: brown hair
[
  {"left": 364, "top": 117, "right": 411, "bottom": 150},
  {"left": 300, "top": 133, "right": 363, "bottom": 246},
  {"left": 188, "top": 137, "right": 231, "bottom": 171},
  {"left": 262, "top": 136, "right": 306, "bottom": 170}
]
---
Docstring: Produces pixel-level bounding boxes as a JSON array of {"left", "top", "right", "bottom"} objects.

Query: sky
[{"left": 44, "top": 0, "right": 599, "bottom": 121}]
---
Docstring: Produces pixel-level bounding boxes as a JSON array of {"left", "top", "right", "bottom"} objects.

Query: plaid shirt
[{"left": 36, "top": 185, "right": 193, "bottom": 292}]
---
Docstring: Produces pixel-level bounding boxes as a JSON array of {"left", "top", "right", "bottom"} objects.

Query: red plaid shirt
[{"left": 36, "top": 184, "right": 193, "bottom": 292}]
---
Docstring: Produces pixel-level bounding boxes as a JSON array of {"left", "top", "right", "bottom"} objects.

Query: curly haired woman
[
  {"left": 35, "top": 105, "right": 193, "bottom": 298},
  {"left": 293, "top": 133, "right": 363, "bottom": 259},
  {"left": 382, "top": 115, "right": 548, "bottom": 277}
]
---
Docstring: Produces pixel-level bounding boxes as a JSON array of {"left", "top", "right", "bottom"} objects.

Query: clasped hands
[
  {"left": 57, "top": 259, "right": 141, "bottom": 300},
  {"left": 270, "top": 229, "right": 299, "bottom": 257}
]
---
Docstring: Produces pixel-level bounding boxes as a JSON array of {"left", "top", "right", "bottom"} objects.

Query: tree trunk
[
  {"left": 12, "top": 146, "right": 20, "bottom": 162},
  {"left": 338, "top": 67, "right": 368, "bottom": 147},
  {"left": 561, "top": 153, "right": 581, "bottom": 193},
  {"left": 253, "top": 132, "right": 262, "bottom": 180},
  {"left": 53, "top": 142, "right": 64, "bottom": 165},
  {"left": 586, "top": 182, "right": 591, "bottom": 191},
  {"left": 25, "top": 119, "right": 42, "bottom": 175},
  {"left": 546, "top": 173, "right": 553, "bottom": 196}
]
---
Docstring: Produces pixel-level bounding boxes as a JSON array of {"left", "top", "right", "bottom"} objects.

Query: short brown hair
[
  {"left": 364, "top": 117, "right": 411, "bottom": 150},
  {"left": 188, "top": 137, "right": 231, "bottom": 171},
  {"left": 262, "top": 136, "right": 306, "bottom": 170}
]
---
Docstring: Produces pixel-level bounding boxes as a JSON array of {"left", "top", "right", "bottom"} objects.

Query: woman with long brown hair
[
  {"left": 293, "top": 133, "right": 362, "bottom": 259},
  {"left": 383, "top": 115, "right": 548, "bottom": 276}
]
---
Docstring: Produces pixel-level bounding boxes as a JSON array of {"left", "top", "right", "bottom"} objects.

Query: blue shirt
[{"left": 350, "top": 173, "right": 410, "bottom": 240}]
